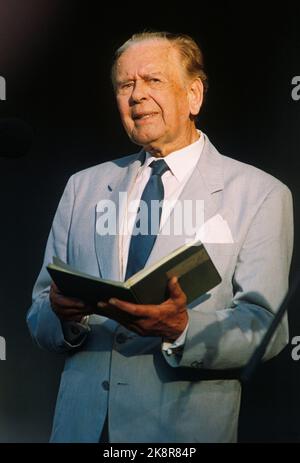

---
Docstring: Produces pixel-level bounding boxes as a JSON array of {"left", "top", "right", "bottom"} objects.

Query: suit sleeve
[
  {"left": 26, "top": 175, "right": 89, "bottom": 353},
  {"left": 163, "top": 184, "right": 294, "bottom": 370}
]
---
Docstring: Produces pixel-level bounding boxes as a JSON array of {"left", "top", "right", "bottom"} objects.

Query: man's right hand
[{"left": 50, "top": 282, "right": 93, "bottom": 322}]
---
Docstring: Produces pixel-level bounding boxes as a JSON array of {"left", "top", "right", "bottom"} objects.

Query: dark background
[{"left": 0, "top": 1, "right": 299, "bottom": 442}]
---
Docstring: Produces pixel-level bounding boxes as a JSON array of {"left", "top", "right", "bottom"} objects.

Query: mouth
[{"left": 132, "top": 112, "right": 158, "bottom": 121}]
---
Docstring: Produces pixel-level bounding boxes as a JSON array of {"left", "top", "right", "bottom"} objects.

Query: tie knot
[{"left": 149, "top": 159, "right": 169, "bottom": 177}]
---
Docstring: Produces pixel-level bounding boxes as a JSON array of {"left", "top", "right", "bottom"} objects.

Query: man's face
[{"left": 114, "top": 40, "right": 202, "bottom": 156}]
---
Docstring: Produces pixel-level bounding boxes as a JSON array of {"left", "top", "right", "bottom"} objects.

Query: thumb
[{"left": 168, "top": 277, "right": 187, "bottom": 305}]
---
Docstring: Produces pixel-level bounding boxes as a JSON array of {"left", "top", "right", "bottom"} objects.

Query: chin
[{"left": 130, "top": 129, "right": 162, "bottom": 148}]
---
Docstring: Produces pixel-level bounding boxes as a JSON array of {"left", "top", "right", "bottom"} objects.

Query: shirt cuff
[
  {"left": 162, "top": 321, "right": 189, "bottom": 356},
  {"left": 61, "top": 317, "right": 91, "bottom": 346}
]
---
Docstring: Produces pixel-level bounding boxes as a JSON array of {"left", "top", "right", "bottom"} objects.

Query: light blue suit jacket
[{"left": 27, "top": 134, "right": 293, "bottom": 443}]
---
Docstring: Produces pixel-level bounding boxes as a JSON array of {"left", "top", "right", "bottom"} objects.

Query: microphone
[{"left": 0, "top": 118, "right": 34, "bottom": 158}]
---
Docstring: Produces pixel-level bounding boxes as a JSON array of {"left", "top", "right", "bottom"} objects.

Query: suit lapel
[
  {"left": 147, "top": 134, "right": 224, "bottom": 266},
  {"left": 94, "top": 151, "right": 145, "bottom": 281}
]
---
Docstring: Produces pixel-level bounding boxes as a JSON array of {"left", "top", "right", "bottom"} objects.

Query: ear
[{"left": 188, "top": 78, "right": 203, "bottom": 116}]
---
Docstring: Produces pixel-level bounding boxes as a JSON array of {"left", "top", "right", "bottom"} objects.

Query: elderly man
[{"left": 27, "top": 32, "right": 293, "bottom": 443}]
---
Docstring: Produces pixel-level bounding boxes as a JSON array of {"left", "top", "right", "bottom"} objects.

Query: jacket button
[
  {"left": 116, "top": 333, "right": 127, "bottom": 344},
  {"left": 102, "top": 381, "right": 109, "bottom": 391}
]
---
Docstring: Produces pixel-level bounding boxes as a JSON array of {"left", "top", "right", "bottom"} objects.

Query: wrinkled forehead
[{"left": 115, "top": 40, "right": 183, "bottom": 79}]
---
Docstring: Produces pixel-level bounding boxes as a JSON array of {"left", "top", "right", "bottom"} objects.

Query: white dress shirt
[{"left": 119, "top": 131, "right": 204, "bottom": 280}]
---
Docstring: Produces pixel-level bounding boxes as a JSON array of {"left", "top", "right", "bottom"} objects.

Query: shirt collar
[{"left": 144, "top": 130, "right": 204, "bottom": 182}]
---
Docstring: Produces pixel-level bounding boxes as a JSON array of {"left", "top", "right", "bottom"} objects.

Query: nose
[{"left": 130, "top": 80, "right": 148, "bottom": 104}]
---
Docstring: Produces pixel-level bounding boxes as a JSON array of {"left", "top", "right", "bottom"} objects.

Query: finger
[
  {"left": 51, "top": 292, "right": 85, "bottom": 309},
  {"left": 51, "top": 281, "right": 61, "bottom": 294},
  {"left": 168, "top": 277, "right": 187, "bottom": 305},
  {"left": 96, "top": 303, "right": 135, "bottom": 325},
  {"left": 108, "top": 298, "right": 150, "bottom": 317}
]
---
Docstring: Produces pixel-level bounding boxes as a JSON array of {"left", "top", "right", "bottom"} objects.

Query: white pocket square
[{"left": 193, "top": 214, "right": 234, "bottom": 244}]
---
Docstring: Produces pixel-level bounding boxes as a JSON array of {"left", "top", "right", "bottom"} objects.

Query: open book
[{"left": 47, "top": 240, "right": 221, "bottom": 305}]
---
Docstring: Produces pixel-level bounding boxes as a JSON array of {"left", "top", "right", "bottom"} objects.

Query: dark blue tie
[{"left": 125, "top": 159, "right": 169, "bottom": 279}]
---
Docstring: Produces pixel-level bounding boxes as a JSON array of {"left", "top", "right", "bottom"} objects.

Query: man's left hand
[{"left": 96, "top": 277, "right": 188, "bottom": 342}]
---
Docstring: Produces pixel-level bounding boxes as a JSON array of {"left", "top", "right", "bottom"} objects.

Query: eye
[
  {"left": 147, "top": 77, "right": 164, "bottom": 89},
  {"left": 117, "top": 82, "right": 134, "bottom": 94},
  {"left": 122, "top": 82, "right": 134, "bottom": 89}
]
